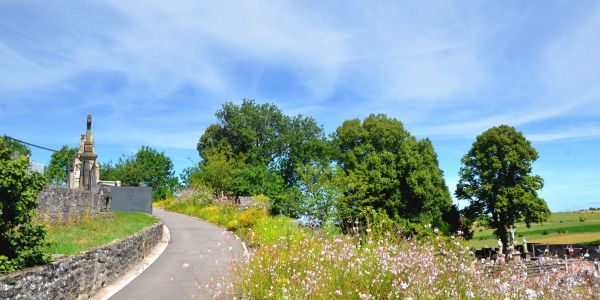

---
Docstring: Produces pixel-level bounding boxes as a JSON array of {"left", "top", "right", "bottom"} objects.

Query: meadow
[
  {"left": 159, "top": 191, "right": 600, "bottom": 299},
  {"left": 470, "top": 211, "right": 600, "bottom": 249}
]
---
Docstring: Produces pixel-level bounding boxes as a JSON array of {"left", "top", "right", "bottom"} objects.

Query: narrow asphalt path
[{"left": 110, "top": 208, "right": 243, "bottom": 300}]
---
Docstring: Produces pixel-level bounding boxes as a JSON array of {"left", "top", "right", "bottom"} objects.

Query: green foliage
[
  {"left": 102, "top": 146, "right": 178, "bottom": 200},
  {"left": 196, "top": 99, "right": 330, "bottom": 216},
  {"left": 456, "top": 125, "right": 551, "bottom": 249},
  {"left": 198, "top": 141, "right": 237, "bottom": 197},
  {"left": 333, "top": 114, "right": 454, "bottom": 233},
  {"left": 0, "top": 136, "right": 49, "bottom": 273},
  {"left": 45, "top": 145, "right": 77, "bottom": 186},
  {"left": 179, "top": 165, "right": 200, "bottom": 188},
  {"left": 236, "top": 208, "right": 267, "bottom": 228},
  {"left": 293, "top": 163, "right": 343, "bottom": 225},
  {"left": 2, "top": 137, "right": 28, "bottom": 156}
]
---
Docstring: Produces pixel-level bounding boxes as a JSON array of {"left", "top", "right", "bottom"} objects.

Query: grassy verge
[{"left": 44, "top": 212, "right": 158, "bottom": 256}]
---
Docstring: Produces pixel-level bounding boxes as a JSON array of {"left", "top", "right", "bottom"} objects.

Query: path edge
[{"left": 91, "top": 223, "right": 171, "bottom": 300}]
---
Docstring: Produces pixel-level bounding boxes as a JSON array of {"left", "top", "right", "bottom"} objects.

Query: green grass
[
  {"left": 44, "top": 212, "right": 158, "bottom": 256},
  {"left": 470, "top": 211, "right": 600, "bottom": 248}
]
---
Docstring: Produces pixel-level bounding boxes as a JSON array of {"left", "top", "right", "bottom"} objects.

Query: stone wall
[
  {"left": 36, "top": 186, "right": 112, "bottom": 224},
  {"left": 0, "top": 222, "right": 164, "bottom": 300}
]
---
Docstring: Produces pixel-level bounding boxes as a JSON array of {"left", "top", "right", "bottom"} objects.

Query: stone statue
[
  {"left": 68, "top": 115, "right": 120, "bottom": 189},
  {"left": 497, "top": 238, "right": 503, "bottom": 254},
  {"left": 509, "top": 226, "right": 516, "bottom": 246},
  {"left": 68, "top": 115, "right": 98, "bottom": 190}
]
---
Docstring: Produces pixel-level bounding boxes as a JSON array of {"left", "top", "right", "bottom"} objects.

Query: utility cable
[{"left": 3, "top": 135, "right": 58, "bottom": 152}]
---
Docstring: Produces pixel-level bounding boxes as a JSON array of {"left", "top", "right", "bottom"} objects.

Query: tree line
[
  {"left": 42, "top": 99, "right": 550, "bottom": 248},
  {"left": 191, "top": 99, "right": 550, "bottom": 247}
]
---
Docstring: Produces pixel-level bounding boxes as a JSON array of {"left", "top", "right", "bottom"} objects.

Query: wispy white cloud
[{"left": 528, "top": 125, "right": 600, "bottom": 142}]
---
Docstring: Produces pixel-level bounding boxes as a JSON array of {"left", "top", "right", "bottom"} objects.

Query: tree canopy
[
  {"left": 333, "top": 114, "right": 455, "bottom": 233},
  {"left": 44, "top": 145, "right": 77, "bottom": 186},
  {"left": 456, "top": 125, "right": 550, "bottom": 248},
  {"left": 196, "top": 99, "right": 330, "bottom": 215},
  {"left": 102, "top": 146, "right": 178, "bottom": 200}
]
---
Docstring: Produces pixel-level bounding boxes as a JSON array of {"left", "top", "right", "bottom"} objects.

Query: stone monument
[{"left": 68, "top": 115, "right": 100, "bottom": 190}]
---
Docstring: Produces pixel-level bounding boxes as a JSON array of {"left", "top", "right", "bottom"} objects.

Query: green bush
[
  {"left": 0, "top": 138, "right": 50, "bottom": 273},
  {"left": 235, "top": 208, "right": 267, "bottom": 228}
]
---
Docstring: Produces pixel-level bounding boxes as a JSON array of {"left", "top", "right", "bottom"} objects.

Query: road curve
[{"left": 110, "top": 208, "right": 242, "bottom": 300}]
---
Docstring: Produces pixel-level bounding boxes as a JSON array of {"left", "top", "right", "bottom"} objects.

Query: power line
[{"left": 3, "top": 135, "right": 58, "bottom": 153}]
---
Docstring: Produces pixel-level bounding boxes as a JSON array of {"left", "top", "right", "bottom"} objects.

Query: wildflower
[
  {"left": 525, "top": 287, "right": 535, "bottom": 298},
  {"left": 182, "top": 263, "right": 189, "bottom": 268}
]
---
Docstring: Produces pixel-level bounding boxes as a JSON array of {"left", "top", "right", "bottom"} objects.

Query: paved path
[{"left": 110, "top": 208, "right": 243, "bottom": 300}]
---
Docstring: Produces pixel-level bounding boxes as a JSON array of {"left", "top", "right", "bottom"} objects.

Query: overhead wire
[{"left": 3, "top": 135, "right": 59, "bottom": 152}]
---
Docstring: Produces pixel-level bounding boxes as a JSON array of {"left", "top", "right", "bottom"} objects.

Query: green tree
[
  {"left": 199, "top": 141, "right": 237, "bottom": 197},
  {"left": 180, "top": 165, "right": 200, "bottom": 188},
  {"left": 294, "top": 163, "right": 344, "bottom": 225},
  {"left": 101, "top": 146, "right": 178, "bottom": 200},
  {"left": 334, "top": 114, "right": 454, "bottom": 232},
  {"left": 0, "top": 136, "right": 49, "bottom": 273},
  {"left": 197, "top": 100, "right": 330, "bottom": 215},
  {"left": 45, "top": 145, "right": 77, "bottom": 186},
  {"left": 456, "top": 125, "right": 550, "bottom": 249},
  {"left": 198, "top": 100, "right": 287, "bottom": 166}
]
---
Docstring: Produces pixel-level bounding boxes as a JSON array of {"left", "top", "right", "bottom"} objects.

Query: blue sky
[{"left": 1, "top": 1, "right": 599, "bottom": 211}]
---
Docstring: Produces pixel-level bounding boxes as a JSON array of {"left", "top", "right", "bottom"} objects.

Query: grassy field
[
  {"left": 469, "top": 210, "right": 600, "bottom": 248},
  {"left": 44, "top": 212, "right": 158, "bottom": 256}
]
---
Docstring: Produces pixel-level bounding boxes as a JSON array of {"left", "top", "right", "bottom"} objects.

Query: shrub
[
  {"left": 0, "top": 138, "right": 50, "bottom": 273},
  {"left": 235, "top": 208, "right": 267, "bottom": 228},
  {"left": 579, "top": 215, "right": 586, "bottom": 222},
  {"left": 226, "top": 220, "right": 239, "bottom": 231}
]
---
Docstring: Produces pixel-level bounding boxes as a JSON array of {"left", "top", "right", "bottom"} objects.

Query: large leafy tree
[
  {"left": 102, "top": 146, "right": 178, "bottom": 200},
  {"left": 197, "top": 100, "right": 330, "bottom": 215},
  {"left": 45, "top": 145, "right": 77, "bottom": 186},
  {"left": 0, "top": 137, "right": 49, "bottom": 273},
  {"left": 456, "top": 125, "right": 550, "bottom": 249},
  {"left": 334, "top": 114, "right": 454, "bottom": 232}
]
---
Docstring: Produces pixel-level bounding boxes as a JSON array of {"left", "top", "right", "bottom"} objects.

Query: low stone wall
[
  {"left": 0, "top": 222, "right": 164, "bottom": 299},
  {"left": 36, "top": 186, "right": 112, "bottom": 224}
]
